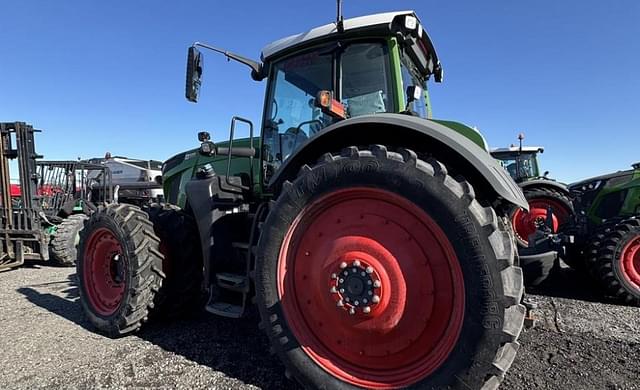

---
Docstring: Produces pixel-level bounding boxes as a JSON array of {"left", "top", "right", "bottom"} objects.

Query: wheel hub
[{"left": 330, "top": 259, "right": 381, "bottom": 315}]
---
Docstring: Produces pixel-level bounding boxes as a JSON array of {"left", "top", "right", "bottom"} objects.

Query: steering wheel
[{"left": 287, "top": 120, "right": 323, "bottom": 138}]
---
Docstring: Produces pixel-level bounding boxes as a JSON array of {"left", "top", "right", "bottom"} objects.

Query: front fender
[
  {"left": 268, "top": 113, "right": 528, "bottom": 210},
  {"left": 519, "top": 179, "right": 570, "bottom": 195}
]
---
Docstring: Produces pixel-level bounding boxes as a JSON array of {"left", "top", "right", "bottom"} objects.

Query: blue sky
[{"left": 1, "top": 1, "right": 638, "bottom": 183}]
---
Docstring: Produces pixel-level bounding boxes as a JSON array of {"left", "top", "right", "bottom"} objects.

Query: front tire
[
  {"left": 77, "top": 204, "right": 165, "bottom": 336},
  {"left": 50, "top": 214, "right": 88, "bottom": 266},
  {"left": 256, "top": 146, "right": 525, "bottom": 389},
  {"left": 512, "top": 186, "right": 573, "bottom": 247},
  {"left": 147, "top": 203, "right": 204, "bottom": 316},
  {"left": 595, "top": 217, "right": 640, "bottom": 305}
]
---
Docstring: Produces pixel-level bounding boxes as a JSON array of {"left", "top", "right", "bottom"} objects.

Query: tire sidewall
[
  {"left": 77, "top": 211, "right": 134, "bottom": 334},
  {"left": 611, "top": 226, "right": 640, "bottom": 298},
  {"left": 256, "top": 153, "right": 510, "bottom": 389}
]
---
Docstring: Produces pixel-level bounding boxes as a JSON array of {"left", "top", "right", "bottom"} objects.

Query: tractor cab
[
  {"left": 185, "top": 11, "right": 444, "bottom": 183},
  {"left": 491, "top": 145, "right": 545, "bottom": 182}
]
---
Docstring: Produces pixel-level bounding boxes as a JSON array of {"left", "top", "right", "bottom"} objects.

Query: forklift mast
[{"left": 0, "top": 122, "right": 44, "bottom": 269}]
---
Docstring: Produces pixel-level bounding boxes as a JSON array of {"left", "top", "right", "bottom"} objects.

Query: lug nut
[
  {"left": 339, "top": 278, "right": 344, "bottom": 283},
  {"left": 330, "top": 286, "right": 337, "bottom": 293},
  {"left": 353, "top": 260, "right": 361, "bottom": 267},
  {"left": 372, "top": 295, "right": 380, "bottom": 303},
  {"left": 354, "top": 300, "right": 359, "bottom": 306},
  {"left": 360, "top": 271, "right": 366, "bottom": 277},
  {"left": 368, "top": 291, "right": 373, "bottom": 296},
  {"left": 331, "top": 273, "right": 337, "bottom": 279},
  {"left": 349, "top": 308, "right": 356, "bottom": 315},
  {"left": 363, "top": 298, "right": 368, "bottom": 304},
  {"left": 340, "top": 262, "right": 348, "bottom": 269},
  {"left": 345, "top": 297, "right": 350, "bottom": 302},
  {"left": 339, "top": 288, "right": 345, "bottom": 294},
  {"left": 373, "top": 280, "right": 381, "bottom": 288},
  {"left": 366, "top": 266, "right": 373, "bottom": 274},
  {"left": 367, "top": 280, "right": 372, "bottom": 285},
  {"left": 363, "top": 306, "right": 371, "bottom": 314}
]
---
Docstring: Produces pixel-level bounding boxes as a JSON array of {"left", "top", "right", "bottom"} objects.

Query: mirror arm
[{"left": 193, "top": 42, "right": 264, "bottom": 80}]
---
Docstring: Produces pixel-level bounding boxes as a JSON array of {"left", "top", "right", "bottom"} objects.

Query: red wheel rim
[
  {"left": 82, "top": 228, "right": 126, "bottom": 316},
  {"left": 512, "top": 198, "right": 571, "bottom": 245},
  {"left": 620, "top": 235, "right": 640, "bottom": 289},
  {"left": 277, "top": 188, "right": 465, "bottom": 388}
]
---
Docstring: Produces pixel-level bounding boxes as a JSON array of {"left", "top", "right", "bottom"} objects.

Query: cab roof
[
  {"left": 491, "top": 146, "right": 544, "bottom": 154},
  {"left": 260, "top": 11, "right": 441, "bottom": 74}
]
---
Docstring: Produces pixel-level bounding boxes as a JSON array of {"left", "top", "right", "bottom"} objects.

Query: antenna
[{"left": 336, "top": 0, "right": 344, "bottom": 33}]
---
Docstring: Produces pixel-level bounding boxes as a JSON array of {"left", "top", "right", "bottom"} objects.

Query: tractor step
[
  {"left": 205, "top": 301, "right": 245, "bottom": 318},
  {"left": 205, "top": 271, "right": 250, "bottom": 319},
  {"left": 215, "top": 272, "right": 250, "bottom": 293}
]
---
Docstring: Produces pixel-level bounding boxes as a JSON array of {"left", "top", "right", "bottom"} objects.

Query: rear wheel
[
  {"left": 77, "top": 204, "right": 165, "bottom": 336},
  {"left": 512, "top": 186, "right": 573, "bottom": 247},
  {"left": 50, "top": 214, "right": 88, "bottom": 266},
  {"left": 147, "top": 203, "right": 204, "bottom": 316},
  {"left": 256, "top": 145, "right": 525, "bottom": 389},
  {"left": 595, "top": 217, "right": 640, "bottom": 304}
]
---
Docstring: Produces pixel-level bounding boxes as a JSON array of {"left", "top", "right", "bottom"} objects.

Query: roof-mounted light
[{"left": 404, "top": 15, "right": 418, "bottom": 30}]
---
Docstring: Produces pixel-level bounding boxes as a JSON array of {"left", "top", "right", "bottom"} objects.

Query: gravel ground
[{"left": 0, "top": 262, "right": 638, "bottom": 390}]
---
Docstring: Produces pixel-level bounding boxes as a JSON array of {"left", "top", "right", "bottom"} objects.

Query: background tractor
[
  {"left": 0, "top": 122, "right": 112, "bottom": 270},
  {"left": 562, "top": 162, "right": 640, "bottom": 304},
  {"left": 491, "top": 134, "right": 573, "bottom": 248},
  {"left": 77, "top": 8, "right": 527, "bottom": 389}
]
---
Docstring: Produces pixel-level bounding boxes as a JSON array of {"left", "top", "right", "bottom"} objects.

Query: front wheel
[
  {"left": 512, "top": 186, "right": 573, "bottom": 247},
  {"left": 256, "top": 146, "right": 525, "bottom": 389},
  {"left": 595, "top": 217, "right": 640, "bottom": 305},
  {"left": 77, "top": 204, "right": 165, "bottom": 336}
]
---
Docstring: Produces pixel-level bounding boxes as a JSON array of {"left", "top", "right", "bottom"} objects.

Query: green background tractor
[
  {"left": 491, "top": 135, "right": 573, "bottom": 248},
  {"left": 563, "top": 162, "right": 640, "bottom": 304},
  {"left": 77, "top": 9, "right": 527, "bottom": 389}
]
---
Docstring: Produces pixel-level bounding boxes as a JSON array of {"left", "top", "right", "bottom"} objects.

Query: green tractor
[
  {"left": 491, "top": 134, "right": 573, "bottom": 248},
  {"left": 563, "top": 162, "right": 640, "bottom": 304},
  {"left": 77, "top": 8, "right": 527, "bottom": 389}
]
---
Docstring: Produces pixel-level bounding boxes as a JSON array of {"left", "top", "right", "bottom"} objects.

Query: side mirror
[{"left": 185, "top": 46, "right": 203, "bottom": 102}]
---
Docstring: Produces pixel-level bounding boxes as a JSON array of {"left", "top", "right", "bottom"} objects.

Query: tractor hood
[{"left": 569, "top": 169, "right": 635, "bottom": 191}]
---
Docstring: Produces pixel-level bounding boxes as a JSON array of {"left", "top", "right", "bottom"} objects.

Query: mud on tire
[
  {"left": 77, "top": 203, "right": 165, "bottom": 336},
  {"left": 256, "top": 145, "right": 525, "bottom": 389}
]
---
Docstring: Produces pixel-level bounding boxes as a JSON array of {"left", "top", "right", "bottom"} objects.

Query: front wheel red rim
[
  {"left": 277, "top": 188, "right": 465, "bottom": 389},
  {"left": 82, "top": 228, "right": 126, "bottom": 316},
  {"left": 620, "top": 235, "right": 640, "bottom": 289},
  {"left": 512, "top": 198, "right": 571, "bottom": 244}
]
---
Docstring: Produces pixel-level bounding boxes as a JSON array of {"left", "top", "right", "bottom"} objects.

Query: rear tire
[
  {"left": 256, "top": 145, "right": 525, "bottom": 389},
  {"left": 595, "top": 217, "right": 640, "bottom": 305},
  {"left": 77, "top": 204, "right": 165, "bottom": 336},
  {"left": 512, "top": 186, "right": 573, "bottom": 247},
  {"left": 50, "top": 214, "right": 88, "bottom": 266},
  {"left": 147, "top": 203, "right": 204, "bottom": 316}
]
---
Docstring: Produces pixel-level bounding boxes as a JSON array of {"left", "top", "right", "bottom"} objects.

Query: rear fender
[{"left": 268, "top": 113, "right": 528, "bottom": 210}]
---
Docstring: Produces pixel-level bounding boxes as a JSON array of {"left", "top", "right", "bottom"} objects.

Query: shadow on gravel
[
  {"left": 139, "top": 310, "right": 300, "bottom": 390},
  {"left": 16, "top": 273, "right": 95, "bottom": 331},
  {"left": 17, "top": 273, "right": 300, "bottom": 389},
  {"left": 526, "top": 263, "right": 628, "bottom": 306}
]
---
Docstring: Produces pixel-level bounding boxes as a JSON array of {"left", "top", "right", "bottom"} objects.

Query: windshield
[
  {"left": 262, "top": 42, "right": 395, "bottom": 178},
  {"left": 495, "top": 153, "right": 540, "bottom": 180}
]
